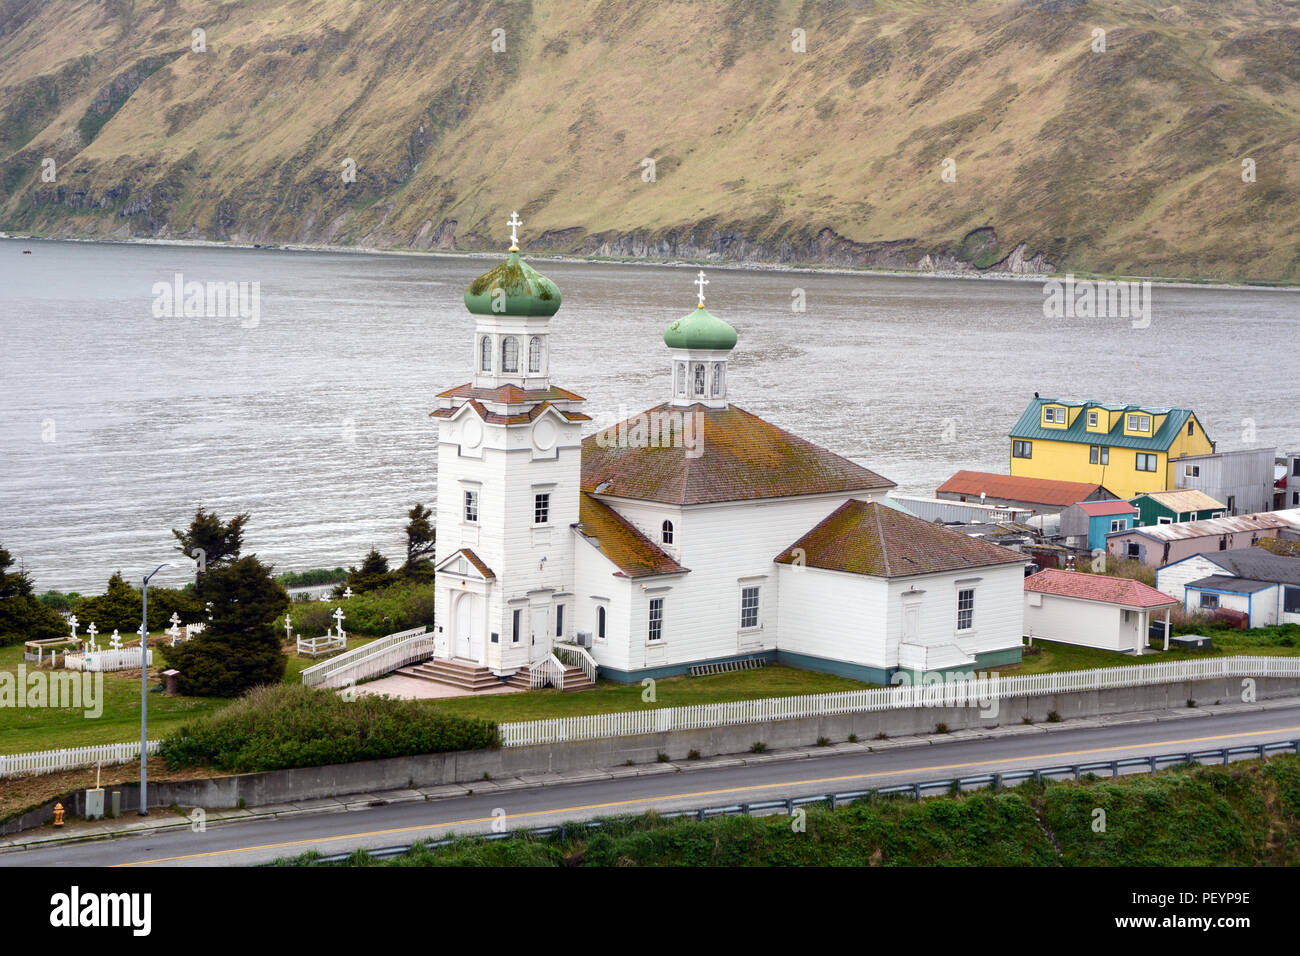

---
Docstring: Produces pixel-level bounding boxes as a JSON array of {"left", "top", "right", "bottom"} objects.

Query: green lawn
[{"left": 420, "top": 665, "right": 874, "bottom": 722}]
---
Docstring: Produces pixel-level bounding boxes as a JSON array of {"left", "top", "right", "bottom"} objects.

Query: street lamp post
[{"left": 139, "top": 563, "right": 168, "bottom": 816}]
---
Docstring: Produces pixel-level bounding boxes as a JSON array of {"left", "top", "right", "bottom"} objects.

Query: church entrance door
[
  {"left": 530, "top": 606, "right": 550, "bottom": 663},
  {"left": 454, "top": 593, "right": 475, "bottom": 660}
]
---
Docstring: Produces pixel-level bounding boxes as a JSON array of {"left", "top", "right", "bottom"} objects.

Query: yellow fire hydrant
[{"left": 53, "top": 803, "right": 66, "bottom": 827}]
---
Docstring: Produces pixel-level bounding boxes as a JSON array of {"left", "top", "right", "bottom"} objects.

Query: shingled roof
[
  {"left": 1025, "top": 569, "right": 1178, "bottom": 608},
  {"left": 581, "top": 404, "right": 895, "bottom": 505},
  {"left": 773, "top": 500, "right": 1026, "bottom": 578},
  {"left": 574, "top": 494, "right": 688, "bottom": 578},
  {"left": 436, "top": 383, "right": 585, "bottom": 403}
]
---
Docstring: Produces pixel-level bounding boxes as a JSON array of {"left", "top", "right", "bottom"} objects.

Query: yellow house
[{"left": 1008, "top": 398, "right": 1213, "bottom": 499}]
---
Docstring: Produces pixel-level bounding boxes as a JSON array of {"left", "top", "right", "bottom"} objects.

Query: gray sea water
[{"left": 1, "top": 237, "right": 1296, "bottom": 592}]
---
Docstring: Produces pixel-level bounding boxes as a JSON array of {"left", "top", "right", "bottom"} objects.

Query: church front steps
[
  {"left": 398, "top": 658, "right": 502, "bottom": 692},
  {"left": 504, "top": 663, "right": 596, "bottom": 692}
]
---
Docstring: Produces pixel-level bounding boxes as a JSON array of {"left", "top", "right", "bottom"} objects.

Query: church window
[
  {"left": 710, "top": 363, "right": 723, "bottom": 397},
  {"left": 502, "top": 336, "right": 520, "bottom": 373},
  {"left": 597, "top": 605, "right": 606, "bottom": 640},
  {"left": 740, "top": 586, "right": 760, "bottom": 629},
  {"left": 675, "top": 363, "right": 686, "bottom": 396},
  {"left": 479, "top": 335, "right": 492, "bottom": 372},
  {"left": 534, "top": 492, "right": 550, "bottom": 525},
  {"left": 661, "top": 520, "right": 674, "bottom": 544},
  {"left": 957, "top": 588, "right": 975, "bottom": 631},
  {"left": 512, "top": 609, "right": 521, "bottom": 642},
  {"left": 464, "top": 490, "right": 478, "bottom": 523},
  {"left": 556, "top": 604, "right": 564, "bottom": 638},
  {"left": 648, "top": 598, "right": 664, "bottom": 641},
  {"left": 529, "top": 336, "right": 543, "bottom": 373},
  {"left": 692, "top": 363, "right": 705, "bottom": 396}
]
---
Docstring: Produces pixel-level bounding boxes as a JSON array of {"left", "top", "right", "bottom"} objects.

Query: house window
[
  {"left": 534, "top": 492, "right": 550, "bottom": 525},
  {"left": 1284, "top": 587, "right": 1300, "bottom": 614},
  {"left": 1227, "top": 496, "right": 1235, "bottom": 513},
  {"left": 1126, "top": 542, "right": 1140, "bottom": 558},
  {"left": 1187, "top": 421, "right": 1194, "bottom": 436},
  {"left": 1122, "top": 609, "right": 1133, "bottom": 624},
  {"left": 1293, "top": 460, "right": 1300, "bottom": 477},
  {"left": 512, "top": 609, "right": 521, "bottom": 642},
  {"left": 1185, "top": 464, "right": 1200, "bottom": 478},
  {"left": 1043, "top": 406, "right": 1065, "bottom": 424},
  {"left": 1128, "top": 414, "right": 1151, "bottom": 432},
  {"left": 464, "top": 490, "right": 479, "bottom": 523},
  {"left": 1136, "top": 453, "right": 1158, "bottom": 472},
  {"left": 528, "top": 336, "right": 543, "bottom": 373},
  {"left": 1090, "top": 445, "right": 1109, "bottom": 465},
  {"left": 662, "top": 520, "right": 674, "bottom": 544},
  {"left": 1158, "top": 516, "right": 1172, "bottom": 525},
  {"left": 957, "top": 588, "right": 975, "bottom": 631},
  {"left": 1087, "top": 411, "right": 1098, "bottom": 427},
  {"left": 1013, "top": 440, "right": 1033, "bottom": 459},
  {"left": 740, "top": 586, "right": 760, "bottom": 629},
  {"left": 501, "top": 336, "right": 519, "bottom": 373},
  {"left": 556, "top": 604, "right": 564, "bottom": 638},
  {"left": 479, "top": 335, "right": 492, "bottom": 372},
  {"left": 491, "top": 631, "right": 499, "bottom": 644},
  {"left": 597, "top": 605, "right": 607, "bottom": 640},
  {"left": 648, "top": 598, "right": 664, "bottom": 641},
  {"left": 1110, "top": 519, "right": 1125, "bottom": 532},
  {"left": 1199, "top": 592, "right": 1219, "bottom": 610}
]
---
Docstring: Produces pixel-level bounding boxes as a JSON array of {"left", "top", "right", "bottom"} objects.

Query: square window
[
  {"left": 740, "top": 586, "right": 760, "bottom": 629},
  {"left": 534, "top": 492, "right": 550, "bottom": 525},
  {"left": 1199, "top": 592, "right": 1219, "bottom": 610},
  {"left": 464, "top": 490, "right": 479, "bottom": 523},
  {"left": 957, "top": 588, "right": 975, "bottom": 631},
  {"left": 1088, "top": 411, "right": 1098, "bottom": 427},
  {"left": 648, "top": 598, "right": 664, "bottom": 641},
  {"left": 1284, "top": 587, "right": 1300, "bottom": 614},
  {"left": 1013, "top": 440, "right": 1033, "bottom": 459},
  {"left": 1136, "top": 453, "right": 1158, "bottom": 472},
  {"left": 1110, "top": 519, "right": 1124, "bottom": 532},
  {"left": 1089, "top": 445, "right": 1109, "bottom": 465}
]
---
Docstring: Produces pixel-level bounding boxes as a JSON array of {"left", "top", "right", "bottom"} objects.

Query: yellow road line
[{"left": 114, "top": 724, "right": 1300, "bottom": 866}]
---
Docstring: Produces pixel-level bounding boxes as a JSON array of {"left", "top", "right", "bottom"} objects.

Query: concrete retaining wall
[{"left": 6, "top": 675, "right": 1297, "bottom": 834}]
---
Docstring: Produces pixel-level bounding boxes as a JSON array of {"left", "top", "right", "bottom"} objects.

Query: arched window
[
  {"left": 528, "top": 336, "right": 543, "bottom": 373},
  {"left": 710, "top": 362, "right": 723, "bottom": 397},
  {"left": 479, "top": 336, "right": 492, "bottom": 372},
  {"left": 675, "top": 363, "right": 686, "bottom": 396},
  {"left": 501, "top": 336, "right": 519, "bottom": 373},
  {"left": 692, "top": 363, "right": 705, "bottom": 396},
  {"left": 597, "top": 605, "right": 606, "bottom": 640},
  {"left": 662, "top": 520, "right": 674, "bottom": 545}
]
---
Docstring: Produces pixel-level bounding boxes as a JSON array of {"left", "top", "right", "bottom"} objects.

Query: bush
[
  {"left": 1047, "top": 711, "right": 1062, "bottom": 723},
  {"left": 288, "top": 582, "right": 436, "bottom": 638},
  {"left": 935, "top": 723, "right": 949, "bottom": 734},
  {"left": 161, "top": 684, "right": 499, "bottom": 772},
  {"left": 276, "top": 567, "right": 347, "bottom": 588},
  {"left": 750, "top": 742, "right": 767, "bottom": 753}
]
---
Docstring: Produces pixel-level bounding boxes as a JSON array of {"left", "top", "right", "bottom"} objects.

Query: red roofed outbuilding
[{"left": 1024, "top": 569, "right": 1178, "bottom": 655}]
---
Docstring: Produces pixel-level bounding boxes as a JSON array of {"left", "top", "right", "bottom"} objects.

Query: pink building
[{"left": 1105, "top": 509, "right": 1300, "bottom": 568}]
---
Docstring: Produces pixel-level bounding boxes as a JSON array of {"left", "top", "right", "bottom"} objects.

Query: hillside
[{"left": 1, "top": 0, "right": 1297, "bottom": 280}]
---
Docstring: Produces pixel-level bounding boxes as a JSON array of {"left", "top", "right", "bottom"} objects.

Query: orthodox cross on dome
[
  {"left": 694, "top": 270, "right": 708, "bottom": 308},
  {"left": 507, "top": 210, "right": 523, "bottom": 251}
]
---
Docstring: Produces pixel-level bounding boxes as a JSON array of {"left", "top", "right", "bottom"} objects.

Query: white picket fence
[
  {"left": 300, "top": 625, "right": 431, "bottom": 689},
  {"left": 0, "top": 739, "right": 161, "bottom": 779},
  {"left": 496, "top": 655, "right": 1300, "bottom": 748},
  {"left": 64, "top": 647, "right": 153, "bottom": 673}
]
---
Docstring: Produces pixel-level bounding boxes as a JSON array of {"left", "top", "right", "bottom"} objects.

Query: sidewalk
[{"left": 3, "top": 695, "right": 1296, "bottom": 854}]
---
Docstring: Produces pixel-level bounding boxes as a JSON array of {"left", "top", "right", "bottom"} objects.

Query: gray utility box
[
  {"left": 1170, "top": 634, "right": 1213, "bottom": 651},
  {"left": 84, "top": 788, "right": 105, "bottom": 820}
]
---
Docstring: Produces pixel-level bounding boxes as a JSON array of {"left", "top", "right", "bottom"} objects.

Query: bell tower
[{"left": 664, "top": 270, "right": 738, "bottom": 409}]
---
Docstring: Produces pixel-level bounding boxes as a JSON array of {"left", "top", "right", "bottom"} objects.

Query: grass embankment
[{"left": 279, "top": 756, "right": 1300, "bottom": 867}]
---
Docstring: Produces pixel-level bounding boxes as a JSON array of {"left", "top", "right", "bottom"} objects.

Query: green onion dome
[
  {"left": 663, "top": 304, "right": 738, "bottom": 351},
  {"left": 464, "top": 251, "right": 561, "bottom": 316}
]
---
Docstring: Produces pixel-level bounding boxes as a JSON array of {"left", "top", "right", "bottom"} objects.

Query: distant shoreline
[{"left": 4, "top": 233, "right": 1297, "bottom": 294}]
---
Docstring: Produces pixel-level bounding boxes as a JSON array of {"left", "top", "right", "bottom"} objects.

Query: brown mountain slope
[{"left": 1, "top": 0, "right": 1297, "bottom": 280}]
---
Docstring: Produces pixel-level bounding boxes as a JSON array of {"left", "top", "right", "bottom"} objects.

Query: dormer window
[
  {"left": 479, "top": 335, "right": 492, "bottom": 372},
  {"left": 1043, "top": 406, "right": 1066, "bottom": 425},
  {"left": 1087, "top": 410, "right": 1098, "bottom": 428},
  {"left": 502, "top": 336, "right": 519, "bottom": 373},
  {"left": 528, "top": 336, "right": 543, "bottom": 373},
  {"left": 662, "top": 520, "right": 674, "bottom": 545},
  {"left": 1127, "top": 413, "right": 1151, "bottom": 432}
]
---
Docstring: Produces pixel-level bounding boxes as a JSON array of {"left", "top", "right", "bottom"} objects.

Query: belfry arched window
[
  {"left": 479, "top": 336, "right": 492, "bottom": 372},
  {"left": 692, "top": 363, "right": 705, "bottom": 397},
  {"left": 710, "top": 362, "right": 723, "bottom": 397},
  {"left": 675, "top": 363, "right": 686, "bottom": 396},
  {"left": 662, "top": 520, "right": 674, "bottom": 544},
  {"left": 528, "top": 336, "right": 543, "bottom": 373},
  {"left": 502, "top": 336, "right": 519, "bottom": 373}
]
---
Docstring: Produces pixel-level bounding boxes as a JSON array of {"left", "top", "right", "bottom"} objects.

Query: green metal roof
[
  {"left": 663, "top": 306, "right": 738, "bottom": 351},
  {"left": 464, "top": 252, "right": 561, "bottom": 316},
  {"left": 1009, "top": 398, "right": 1203, "bottom": 452}
]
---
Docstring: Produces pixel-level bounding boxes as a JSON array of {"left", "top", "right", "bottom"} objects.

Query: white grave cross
[
  {"left": 332, "top": 607, "right": 346, "bottom": 641},
  {"left": 284, "top": 612, "right": 293, "bottom": 642},
  {"left": 68, "top": 615, "right": 79, "bottom": 640},
  {"left": 168, "top": 612, "right": 183, "bottom": 645},
  {"left": 85, "top": 622, "right": 98, "bottom": 653},
  {"left": 109, "top": 629, "right": 122, "bottom": 650},
  {"left": 343, "top": 586, "right": 353, "bottom": 600}
]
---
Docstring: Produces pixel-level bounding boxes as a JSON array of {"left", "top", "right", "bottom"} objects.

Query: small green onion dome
[
  {"left": 464, "top": 251, "right": 561, "bottom": 316},
  {"left": 663, "top": 304, "right": 738, "bottom": 350}
]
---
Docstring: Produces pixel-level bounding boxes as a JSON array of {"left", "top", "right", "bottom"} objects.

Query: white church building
[{"left": 428, "top": 226, "right": 1026, "bottom": 687}]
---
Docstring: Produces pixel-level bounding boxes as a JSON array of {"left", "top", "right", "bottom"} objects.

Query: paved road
[{"left": 6, "top": 705, "right": 1300, "bottom": 867}]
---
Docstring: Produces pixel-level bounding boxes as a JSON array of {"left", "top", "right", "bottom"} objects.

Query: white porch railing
[
  {"left": 526, "top": 654, "right": 566, "bottom": 690},
  {"left": 300, "top": 625, "right": 429, "bottom": 688},
  {"left": 554, "top": 643, "right": 598, "bottom": 684},
  {"left": 0, "top": 739, "right": 162, "bottom": 779},
  {"left": 497, "top": 655, "right": 1300, "bottom": 748}
]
